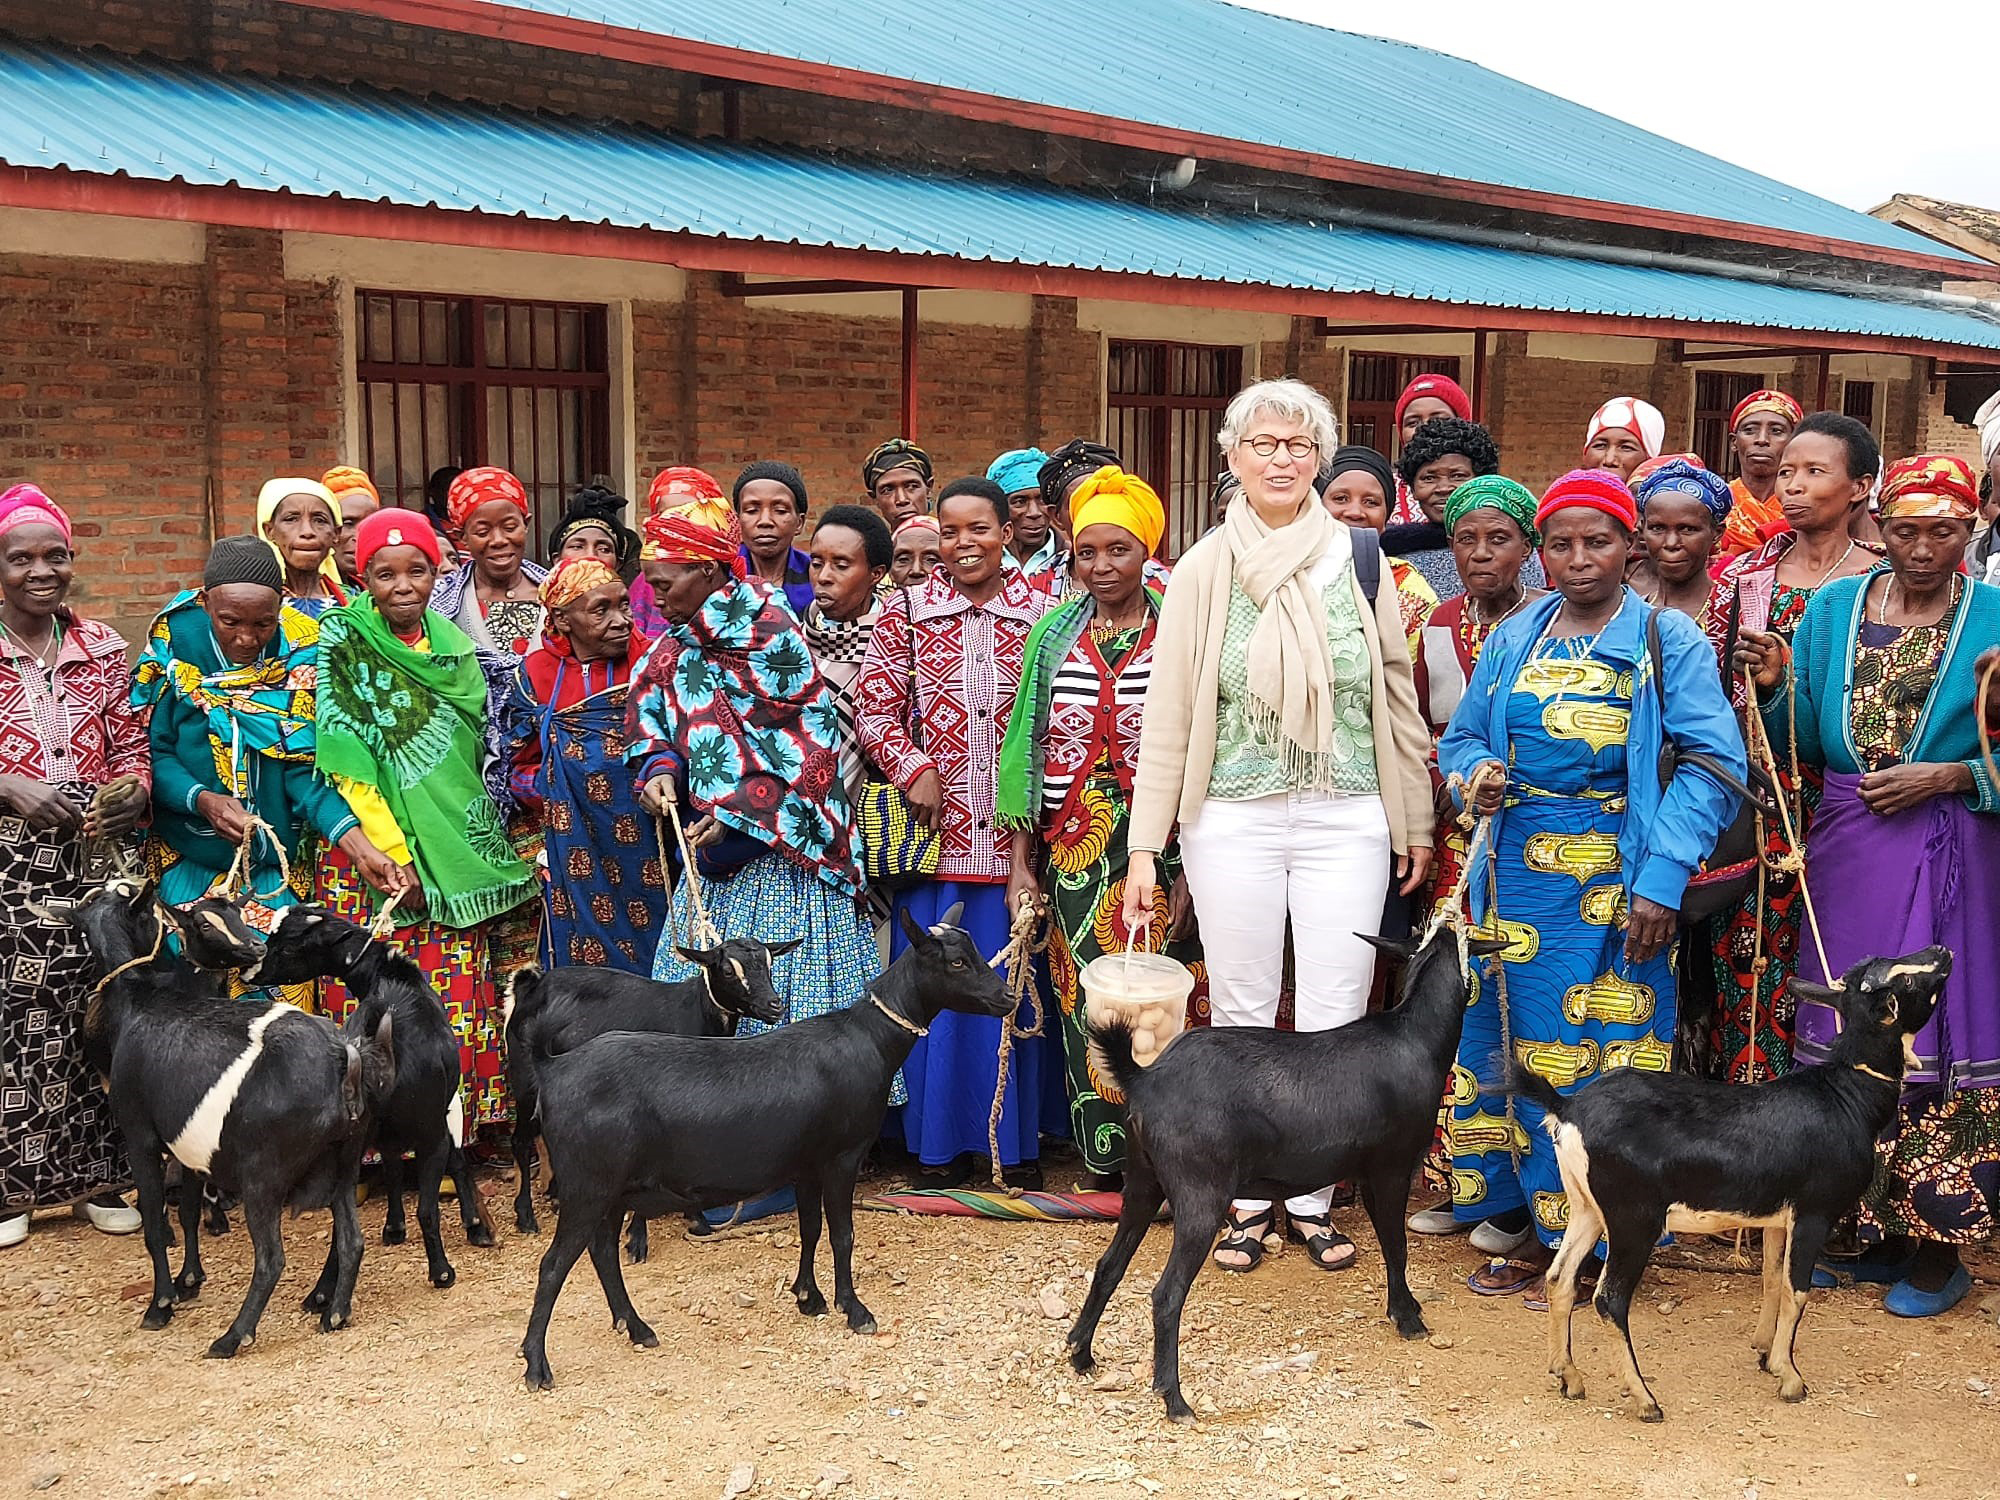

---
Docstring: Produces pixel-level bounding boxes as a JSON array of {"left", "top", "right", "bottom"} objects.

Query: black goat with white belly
[
  {"left": 61, "top": 879, "right": 395, "bottom": 1357},
  {"left": 519, "top": 905, "right": 1007, "bottom": 1390},
  {"left": 503, "top": 940, "right": 793, "bottom": 1252},
  {"left": 1517, "top": 946, "right": 1950, "bottom": 1422},
  {"left": 1067, "top": 924, "right": 1504, "bottom": 1423},
  {"left": 238, "top": 904, "right": 496, "bottom": 1296}
]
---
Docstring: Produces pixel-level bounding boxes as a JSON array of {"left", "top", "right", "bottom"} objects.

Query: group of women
[{"left": 1, "top": 375, "right": 1995, "bottom": 1325}]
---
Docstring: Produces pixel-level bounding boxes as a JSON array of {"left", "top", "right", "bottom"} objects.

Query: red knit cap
[
  {"left": 1535, "top": 468, "right": 1639, "bottom": 533},
  {"left": 355, "top": 507, "right": 442, "bottom": 572},
  {"left": 1394, "top": 373, "right": 1472, "bottom": 428}
]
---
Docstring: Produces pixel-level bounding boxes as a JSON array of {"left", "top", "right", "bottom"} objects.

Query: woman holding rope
[
  {"left": 1439, "top": 468, "right": 1742, "bottom": 1306},
  {"left": 132, "top": 535, "right": 404, "bottom": 1008},
  {"left": 1700, "top": 413, "right": 1880, "bottom": 1083},
  {"left": 315, "top": 508, "right": 537, "bottom": 1133},
  {"left": 998, "top": 467, "right": 1202, "bottom": 1188},
  {"left": 626, "top": 504, "right": 876, "bottom": 1031},
  {"left": 1742, "top": 453, "right": 2000, "bottom": 1318}
]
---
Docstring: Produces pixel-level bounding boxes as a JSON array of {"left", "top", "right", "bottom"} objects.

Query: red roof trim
[
  {"left": 328, "top": 0, "right": 1977, "bottom": 280},
  {"left": 5, "top": 168, "right": 1996, "bottom": 365}
]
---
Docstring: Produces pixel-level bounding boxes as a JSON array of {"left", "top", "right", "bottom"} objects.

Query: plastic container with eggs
[{"left": 1081, "top": 949, "right": 1197, "bottom": 1104}]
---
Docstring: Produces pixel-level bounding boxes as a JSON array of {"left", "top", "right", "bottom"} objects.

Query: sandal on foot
[
  {"left": 1522, "top": 1266, "right": 1597, "bottom": 1312},
  {"left": 1467, "top": 1256, "right": 1548, "bottom": 1296},
  {"left": 1287, "top": 1212, "right": 1357, "bottom": 1271},
  {"left": 1212, "top": 1206, "right": 1280, "bottom": 1273}
]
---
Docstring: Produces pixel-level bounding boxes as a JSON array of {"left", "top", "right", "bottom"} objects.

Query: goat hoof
[
  {"left": 1163, "top": 1399, "right": 1197, "bottom": 1427},
  {"left": 1557, "top": 1371, "right": 1587, "bottom": 1401},
  {"left": 1067, "top": 1345, "right": 1095, "bottom": 1377},
  {"left": 1637, "top": 1403, "right": 1664, "bottom": 1423},
  {"left": 847, "top": 1312, "right": 878, "bottom": 1336},
  {"left": 794, "top": 1290, "right": 828, "bottom": 1317},
  {"left": 467, "top": 1223, "right": 496, "bottom": 1249},
  {"left": 380, "top": 1222, "right": 407, "bottom": 1247},
  {"left": 524, "top": 1365, "right": 554, "bottom": 1393},
  {"left": 319, "top": 1310, "right": 349, "bottom": 1334},
  {"left": 205, "top": 1333, "right": 248, "bottom": 1359},
  {"left": 174, "top": 1274, "right": 203, "bottom": 1302},
  {"left": 141, "top": 1301, "right": 175, "bottom": 1331},
  {"left": 628, "top": 1320, "right": 658, "bottom": 1349},
  {"left": 1396, "top": 1319, "right": 1429, "bottom": 1341},
  {"left": 300, "top": 1289, "right": 330, "bottom": 1314},
  {"left": 513, "top": 1207, "right": 538, "bottom": 1236},
  {"left": 431, "top": 1263, "right": 457, "bottom": 1290},
  {"left": 1779, "top": 1381, "right": 1807, "bottom": 1404}
]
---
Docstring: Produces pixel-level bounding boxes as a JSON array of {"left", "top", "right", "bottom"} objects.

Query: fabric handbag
[
  {"left": 857, "top": 589, "right": 942, "bottom": 890},
  {"left": 1645, "top": 607, "right": 1779, "bottom": 924}
]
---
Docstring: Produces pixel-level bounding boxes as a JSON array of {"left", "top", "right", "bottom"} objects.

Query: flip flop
[{"left": 1467, "top": 1255, "right": 1546, "bottom": 1296}]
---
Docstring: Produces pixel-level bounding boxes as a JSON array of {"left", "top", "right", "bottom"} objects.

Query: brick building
[{"left": 4, "top": 0, "right": 2000, "bottom": 638}]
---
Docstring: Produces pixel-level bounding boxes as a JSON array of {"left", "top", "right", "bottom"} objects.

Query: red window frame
[
  {"left": 1105, "top": 339, "right": 1243, "bottom": 558},
  {"left": 354, "top": 289, "right": 612, "bottom": 551}
]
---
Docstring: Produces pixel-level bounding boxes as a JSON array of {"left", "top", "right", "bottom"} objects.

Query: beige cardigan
[{"left": 1128, "top": 520, "right": 1434, "bottom": 857}]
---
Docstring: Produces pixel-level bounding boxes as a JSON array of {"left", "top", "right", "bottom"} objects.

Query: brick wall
[{"left": 1480, "top": 335, "right": 1690, "bottom": 493}]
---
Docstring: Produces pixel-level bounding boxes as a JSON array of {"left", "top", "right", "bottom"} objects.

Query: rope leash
[
  {"left": 217, "top": 811, "right": 294, "bottom": 904},
  {"left": 1741, "top": 665, "right": 1831, "bottom": 986},
  {"left": 983, "top": 893, "right": 1052, "bottom": 1196},
  {"left": 367, "top": 886, "right": 408, "bottom": 942},
  {"left": 1980, "top": 652, "right": 2000, "bottom": 803},
  {"left": 656, "top": 801, "right": 721, "bottom": 949},
  {"left": 1435, "top": 763, "right": 1510, "bottom": 1175}
]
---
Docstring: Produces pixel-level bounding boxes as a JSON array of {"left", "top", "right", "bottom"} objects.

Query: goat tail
[
  {"left": 503, "top": 966, "right": 545, "bottom": 1032},
  {"left": 1085, "top": 1016, "right": 1148, "bottom": 1109},
  {"left": 1501, "top": 1062, "right": 1566, "bottom": 1121}
]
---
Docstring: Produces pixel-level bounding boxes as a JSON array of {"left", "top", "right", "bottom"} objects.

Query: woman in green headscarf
[
  {"left": 314, "top": 508, "right": 537, "bottom": 1130},
  {"left": 999, "top": 467, "right": 1203, "bottom": 1185},
  {"left": 132, "top": 536, "right": 403, "bottom": 1009}
]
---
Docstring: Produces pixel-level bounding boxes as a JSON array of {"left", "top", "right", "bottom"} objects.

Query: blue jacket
[
  {"left": 1766, "top": 566, "right": 2000, "bottom": 812},
  {"left": 1438, "top": 587, "right": 1746, "bottom": 913}
]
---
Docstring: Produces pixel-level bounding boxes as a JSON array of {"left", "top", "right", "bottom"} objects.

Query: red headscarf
[
  {"left": 1536, "top": 468, "right": 1640, "bottom": 533},
  {"left": 446, "top": 466, "right": 529, "bottom": 534},
  {"left": 1729, "top": 389, "right": 1803, "bottom": 431},
  {"left": 641, "top": 511, "right": 745, "bottom": 577},
  {"left": 1394, "top": 373, "right": 1473, "bottom": 429},
  {"left": 1877, "top": 455, "right": 1980, "bottom": 523},
  {"left": 0, "top": 483, "right": 72, "bottom": 543},
  {"left": 355, "top": 507, "right": 442, "bottom": 572},
  {"left": 647, "top": 466, "right": 725, "bottom": 518}
]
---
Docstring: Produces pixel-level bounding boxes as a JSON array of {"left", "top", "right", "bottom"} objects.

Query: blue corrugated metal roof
[
  {"left": 4, "top": 43, "right": 1997, "bottom": 352},
  {"left": 483, "top": 0, "right": 1973, "bottom": 267}
]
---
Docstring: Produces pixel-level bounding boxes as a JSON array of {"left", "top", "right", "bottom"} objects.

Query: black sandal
[
  {"left": 1212, "top": 1205, "right": 1280, "bottom": 1273},
  {"left": 1287, "top": 1212, "right": 1358, "bottom": 1271}
]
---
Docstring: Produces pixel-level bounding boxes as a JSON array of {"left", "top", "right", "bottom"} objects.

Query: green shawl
[
  {"left": 996, "top": 586, "right": 1162, "bottom": 831},
  {"left": 314, "top": 598, "right": 535, "bottom": 928}
]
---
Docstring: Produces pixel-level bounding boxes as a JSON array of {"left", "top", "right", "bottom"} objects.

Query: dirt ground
[{"left": 4, "top": 1166, "right": 1997, "bottom": 1500}]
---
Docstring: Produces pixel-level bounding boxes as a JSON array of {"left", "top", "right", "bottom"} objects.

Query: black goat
[
  {"left": 1067, "top": 924, "right": 1505, "bottom": 1422},
  {"left": 503, "top": 940, "right": 794, "bottom": 1251},
  {"left": 241, "top": 904, "right": 496, "bottom": 1296},
  {"left": 520, "top": 904, "right": 1007, "bottom": 1390},
  {"left": 61, "top": 879, "right": 394, "bottom": 1356},
  {"left": 1517, "top": 946, "right": 1951, "bottom": 1422}
]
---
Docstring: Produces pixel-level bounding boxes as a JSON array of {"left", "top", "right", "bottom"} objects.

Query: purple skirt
[{"left": 1795, "top": 771, "right": 2000, "bottom": 1091}]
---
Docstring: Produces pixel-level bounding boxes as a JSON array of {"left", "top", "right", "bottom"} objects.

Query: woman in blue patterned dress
[{"left": 1438, "top": 468, "right": 1743, "bottom": 1305}]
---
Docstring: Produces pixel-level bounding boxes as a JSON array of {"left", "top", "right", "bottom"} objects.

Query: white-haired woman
[{"left": 1123, "top": 378, "right": 1435, "bottom": 1273}]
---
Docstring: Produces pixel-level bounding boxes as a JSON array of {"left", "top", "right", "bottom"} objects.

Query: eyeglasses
[{"left": 1240, "top": 435, "right": 1319, "bottom": 460}]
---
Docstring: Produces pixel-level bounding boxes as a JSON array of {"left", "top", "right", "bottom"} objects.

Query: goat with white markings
[
  {"left": 235, "top": 904, "right": 495, "bottom": 1296},
  {"left": 503, "top": 940, "right": 793, "bottom": 1252},
  {"left": 1516, "top": 946, "right": 1950, "bottom": 1421},
  {"left": 1067, "top": 923, "right": 1504, "bottom": 1423},
  {"left": 62, "top": 878, "right": 395, "bottom": 1356},
  {"left": 519, "top": 904, "right": 1007, "bottom": 1390}
]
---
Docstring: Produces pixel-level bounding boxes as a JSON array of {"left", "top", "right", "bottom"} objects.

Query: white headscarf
[
  {"left": 1586, "top": 397, "right": 1667, "bottom": 459},
  {"left": 1976, "top": 389, "right": 2000, "bottom": 470}
]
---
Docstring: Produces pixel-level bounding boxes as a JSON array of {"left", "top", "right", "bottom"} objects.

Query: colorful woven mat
[{"left": 860, "top": 1189, "right": 1125, "bottom": 1221}]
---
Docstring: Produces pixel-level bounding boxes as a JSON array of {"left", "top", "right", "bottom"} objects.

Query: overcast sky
[{"left": 1244, "top": 0, "right": 2000, "bottom": 214}]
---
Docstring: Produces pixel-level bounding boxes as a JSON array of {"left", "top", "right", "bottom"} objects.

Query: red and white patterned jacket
[
  {"left": 856, "top": 569, "right": 1053, "bottom": 882},
  {"left": 0, "top": 610, "right": 151, "bottom": 789}
]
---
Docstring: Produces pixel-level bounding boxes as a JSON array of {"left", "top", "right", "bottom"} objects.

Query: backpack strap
[{"left": 1350, "top": 524, "right": 1382, "bottom": 605}]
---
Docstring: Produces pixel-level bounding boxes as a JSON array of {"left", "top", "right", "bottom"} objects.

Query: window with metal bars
[
  {"left": 1105, "top": 339, "right": 1242, "bottom": 558},
  {"left": 354, "top": 290, "right": 612, "bottom": 552},
  {"left": 1344, "top": 352, "right": 1462, "bottom": 460},
  {"left": 1842, "top": 379, "right": 1879, "bottom": 436},
  {"left": 1693, "top": 371, "right": 1767, "bottom": 474}
]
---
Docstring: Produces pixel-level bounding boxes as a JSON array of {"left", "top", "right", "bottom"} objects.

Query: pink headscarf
[{"left": 0, "top": 484, "right": 73, "bottom": 543}]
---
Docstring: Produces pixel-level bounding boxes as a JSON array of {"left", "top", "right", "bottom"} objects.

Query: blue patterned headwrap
[
  {"left": 987, "top": 447, "right": 1050, "bottom": 497},
  {"left": 1633, "top": 457, "right": 1733, "bottom": 528}
]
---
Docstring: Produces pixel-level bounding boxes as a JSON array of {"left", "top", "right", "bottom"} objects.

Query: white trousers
[{"left": 1179, "top": 790, "right": 1392, "bottom": 1220}]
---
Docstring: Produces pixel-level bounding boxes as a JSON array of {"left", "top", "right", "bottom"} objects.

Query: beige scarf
[{"left": 1223, "top": 491, "right": 1343, "bottom": 787}]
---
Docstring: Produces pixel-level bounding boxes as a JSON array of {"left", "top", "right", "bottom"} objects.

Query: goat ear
[
  {"left": 1465, "top": 934, "right": 1514, "bottom": 959},
  {"left": 22, "top": 899, "right": 72, "bottom": 926},
  {"left": 675, "top": 945, "right": 718, "bottom": 966},
  {"left": 153, "top": 900, "right": 189, "bottom": 936},
  {"left": 372, "top": 1009, "right": 395, "bottom": 1060},
  {"left": 765, "top": 939, "right": 804, "bottom": 959},
  {"left": 1356, "top": 932, "right": 1419, "bottom": 961},
  {"left": 1788, "top": 977, "right": 1840, "bottom": 1009},
  {"left": 938, "top": 900, "right": 965, "bottom": 929},
  {"left": 897, "top": 907, "right": 935, "bottom": 950}
]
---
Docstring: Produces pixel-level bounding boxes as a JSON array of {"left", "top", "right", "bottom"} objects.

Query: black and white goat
[
  {"left": 60, "top": 879, "right": 394, "bottom": 1356},
  {"left": 1067, "top": 924, "right": 1504, "bottom": 1422},
  {"left": 1515, "top": 945, "right": 1951, "bottom": 1422},
  {"left": 519, "top": 904, "right": 1007, "bottom": 1390},
  {"left": 503, "top": 940, "right": 794, "bottom": 1249},
  {"left": 240, "top": 904, "right": 496, "bottom": 1296}
]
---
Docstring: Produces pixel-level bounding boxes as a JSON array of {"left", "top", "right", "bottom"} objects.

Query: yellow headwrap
[
  {"left": 320, "top": 466, "right": 380, "bottom": 518},
  {"left": 1068, "top": 465, "right": 1165, "bottom": 557},
  {"left": 254, "top": 477, "right": 344, "bottom": 589}
]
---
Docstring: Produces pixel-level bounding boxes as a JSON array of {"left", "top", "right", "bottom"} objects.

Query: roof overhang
[{"left": 331, "top": 0, "right": 1983, "bottom": 280}]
